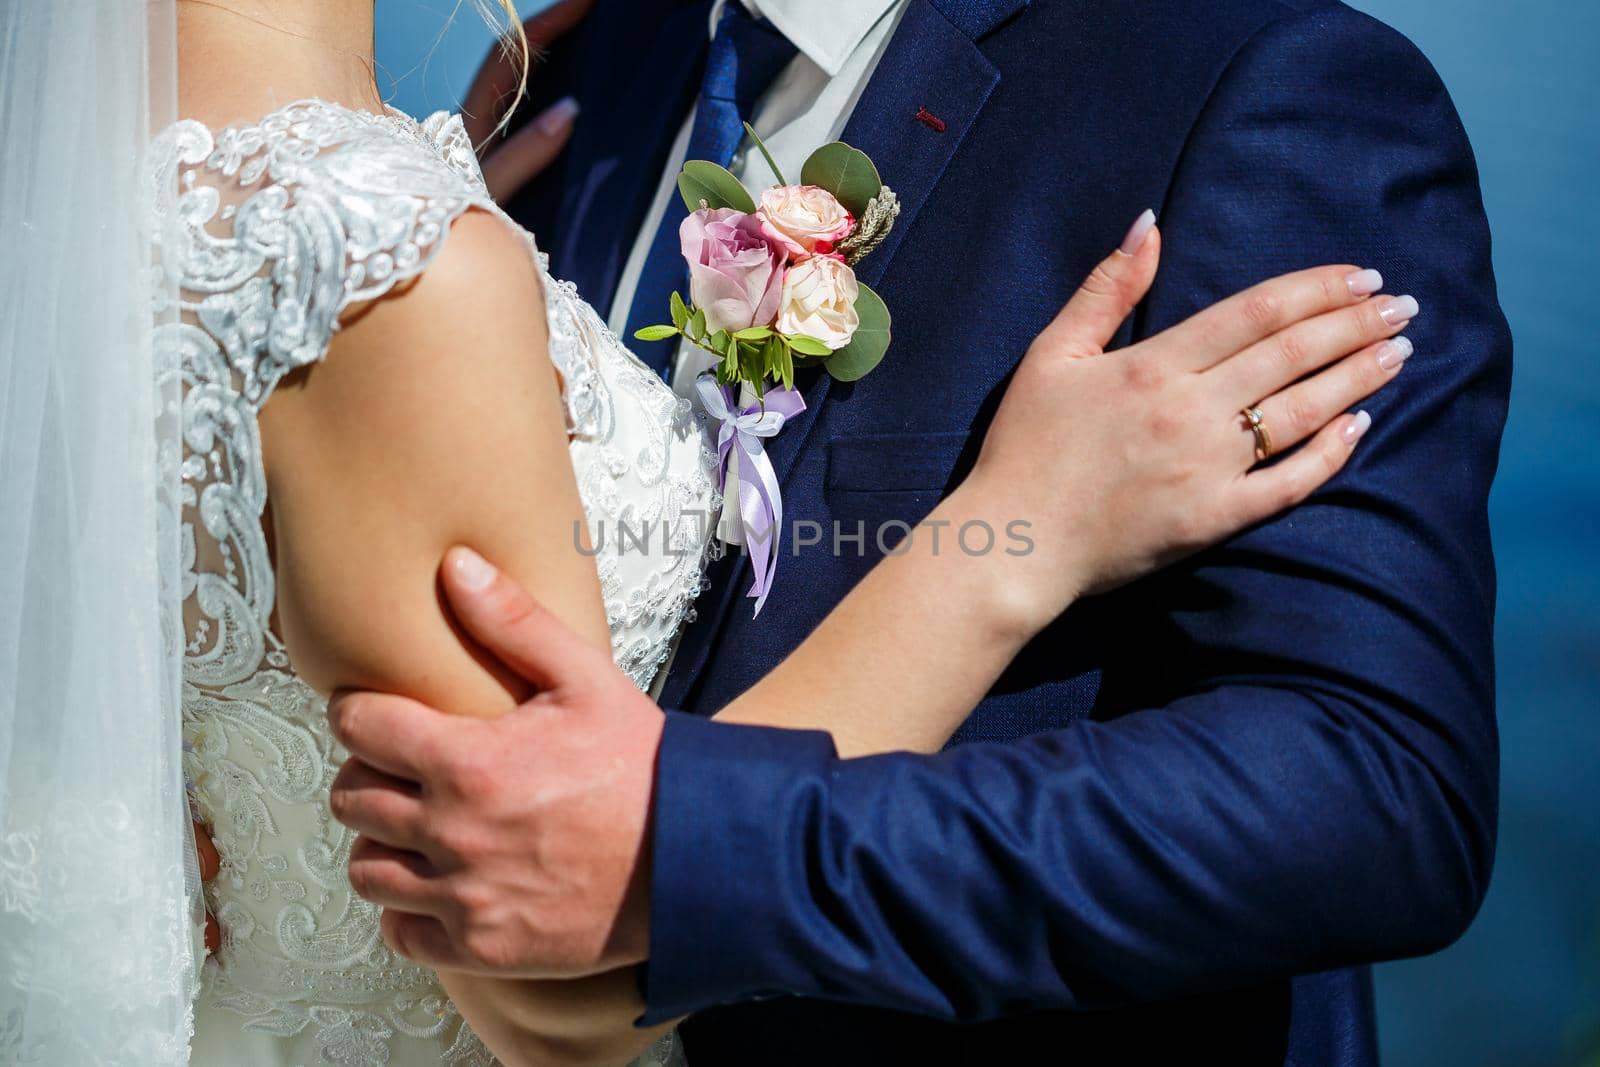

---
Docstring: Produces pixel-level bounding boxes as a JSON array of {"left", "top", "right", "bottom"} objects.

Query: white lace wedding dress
[{"left": 152, "top": 99, "right": 716, "bottom": 1066}]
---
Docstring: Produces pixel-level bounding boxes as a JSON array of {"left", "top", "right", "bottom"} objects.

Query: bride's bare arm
[
  {"left": 300, "top": 217, "right": 1406, "bottom": 1063},
  {"left": 262, "top": 211, "right": 605, "bottom": 709},
  {"left": 259, "top": 211, "right": 669, "bottom": 1065},
  {"left": 713, "top": 232, "right": 1407, "bottom": 757},
  {"left": 710, "top": 484, "right": 1034, "bottom": 758}
]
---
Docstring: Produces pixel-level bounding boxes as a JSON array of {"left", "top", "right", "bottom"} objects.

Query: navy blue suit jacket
[{"left": 507, "top": 1, "right": 1509, "bottom": 1062}]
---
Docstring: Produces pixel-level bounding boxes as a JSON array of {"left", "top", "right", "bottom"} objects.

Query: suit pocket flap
[{"left": 824, "top": 431, "right": 972, "bottom": 494}]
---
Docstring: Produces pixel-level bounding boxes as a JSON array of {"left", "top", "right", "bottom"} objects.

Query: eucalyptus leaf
[
  {"left": 734, "top": 326, "right": 773, "bottom": 340},
  {"left": 709, "top": 329, "right": 731, "bottom": 352},
  {"left": 787, "top": 334, "right": 834, "bottom": 357},
  {"left": 633, "top": 324, "right": 681, "bottom": 342},
  {"left": 688, "top": 308, "right": 706, "bottom": 339},
  {"left": 799, "top": 142, "right": 882, "bottom": 216},
  {"left": 824, "top": 282, "right": 891, "bottom": 381},
  {"left": 678, "top": 160, "right": 757, "bottom": 214},
  {"left": 670, "top": 292, "right": 689, "bottom": 330}
]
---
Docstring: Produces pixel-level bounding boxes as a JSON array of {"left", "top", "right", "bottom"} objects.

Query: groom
[{"left": 337, "top": 0, "right": 1510, "bottom": 1062}]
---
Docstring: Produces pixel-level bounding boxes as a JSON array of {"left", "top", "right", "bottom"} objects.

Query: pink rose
[
  {"left": 777, "top": 255, "right": 861, "bottom": 351},
  {"left": 679, "top": 208, "right": 785, "bottom": 334},
  {"left": 758, "top": 185, "right": 853, "bottom": 257}
]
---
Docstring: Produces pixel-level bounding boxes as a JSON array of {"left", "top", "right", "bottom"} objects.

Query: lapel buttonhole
[{"left": 914, "top": 106, "right": 948, "bottom": 133}]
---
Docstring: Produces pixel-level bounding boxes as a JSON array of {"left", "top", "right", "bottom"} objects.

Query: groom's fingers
[
  {"left": 439, "top": 546, "right": 599, "bottom": 693},
  {"left": 381, "top": 909, "right": 469, "bottom": 972},
  {"left": 349, "top": 837, "right": 450, "bottom": 916},
  {"left": 329, "top": 761, "right": 430, "bottom": 852},
  {"left": 1043, "top": 210, "right": 1161, "bottom": 358},
  {"left": 327, "top": 690, "right": 454, "bottom": 783}
]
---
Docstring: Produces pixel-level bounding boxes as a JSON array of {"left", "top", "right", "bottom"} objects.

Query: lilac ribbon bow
[{"left": 696, "top": 374, "right": 807, "bottom": 616}]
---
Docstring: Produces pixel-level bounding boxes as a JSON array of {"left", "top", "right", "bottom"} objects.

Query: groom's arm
[{"left": 643, "top": 7, "right": 1510, "bottom": 1022}]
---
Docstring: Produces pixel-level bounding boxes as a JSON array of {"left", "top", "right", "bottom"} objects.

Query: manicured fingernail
[
  {"left": 1377, "top": 336, "right": 1413, "bottom": 371},
  {"left": 1118, "top": 209, "right": 1156, "bottom": 256},
  {"left": 450, "top": 546, "right": 496, "bottom": 591},
  {"left": 1379, "top": 294, "right": 1419, "bottom": 326},
  {"left": 535, "top": 96, "right": 581, "bottom": 136},
  {"left": 1343, "top": 410, "right": 1373, "bottom": 446},
  {"left": 1346, "top": 268, "right": 1383, "bottom": 296}
]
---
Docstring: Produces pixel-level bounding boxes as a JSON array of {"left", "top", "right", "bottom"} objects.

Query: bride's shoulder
[
  {"left": 262, "top": 153, "right": 551, "bottom": 444},
  {"left": 231, "top": 98, "right": 496, "bottom": 289},
  {"left": 286, "top": 102, "right": 540, "bottom": 321},
  {"left": 161, "top": 98, "right": 539, "bottom": 392},
  {"left": 172, "top": 97, "right": 485, "bottom": 186},
  {"left": 255, "top": 199, "right": 578, "bottom": 699},
  {"left": 162, "top": 99, "right": 598, "bottom": 699},
  {"left": 164, "top": 98, "right": 487, "bottom": 211}
]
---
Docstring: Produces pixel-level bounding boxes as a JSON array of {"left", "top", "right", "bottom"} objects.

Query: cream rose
[
  {"left": 758, "top": 184, "right": 853, "bottom": 257},
  {"left": 777, "top": 256, "right": 861, "bottom": 350}
]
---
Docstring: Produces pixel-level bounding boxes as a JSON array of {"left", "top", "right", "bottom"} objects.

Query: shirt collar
[{"left": 709, "top": 0, "right": 904, "bottom": 78}]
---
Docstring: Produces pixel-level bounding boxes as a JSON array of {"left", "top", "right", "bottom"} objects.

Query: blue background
[{"left": 375, "top": 1, "right": 1599, "bottom": 1062}]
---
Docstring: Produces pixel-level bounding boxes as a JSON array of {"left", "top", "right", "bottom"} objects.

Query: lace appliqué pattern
[{"left": 155, "top": 100, "right": 710, "bottom": 1067}]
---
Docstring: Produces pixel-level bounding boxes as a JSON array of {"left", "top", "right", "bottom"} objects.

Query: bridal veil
[{"left": 0, "top": 1, "right": 203, "bottom": 1061}]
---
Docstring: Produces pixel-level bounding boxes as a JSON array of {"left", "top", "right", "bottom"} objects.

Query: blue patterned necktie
[{"left": 624, "top": 4, "right": 799, "bottom": 377}]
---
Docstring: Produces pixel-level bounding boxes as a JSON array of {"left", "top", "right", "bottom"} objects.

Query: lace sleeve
[
  {"left": 154, "top": 102, "right": 500, "bottom": 693},
  {"left": 158, "top": 101, "right": 496, "bottom": 412}
]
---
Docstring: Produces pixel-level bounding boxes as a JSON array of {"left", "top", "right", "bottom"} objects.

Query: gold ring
[{"left": 1243, "top": 406, "right": 1274, "bottom": 460}]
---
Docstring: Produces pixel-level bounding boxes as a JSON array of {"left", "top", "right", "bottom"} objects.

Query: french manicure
[
  {"left": 1346, "top": 269, "right": 1384, "bottom": 296},
  {"left": 1377, "top": 336, "right": 1413, "bottom": 371},
  {"left": 1378, "top": 295, "right": 1420, "bottom": 326},
  {"left": 535, "top": 96, "right": 581, "bottom": 136},
  {"left": 450, "top": 546, "right": 497, "bottom": 592},
  {"left": 1118, "top": 209, "right": 1157, "bottom": 256},
  {"left": 1343, "top": 410, "right": 1373, "bottom": 446}
]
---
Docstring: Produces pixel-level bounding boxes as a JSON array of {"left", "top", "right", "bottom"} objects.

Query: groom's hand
[{"left": 327, "top": 547, "right": 661, "bottom": 979}]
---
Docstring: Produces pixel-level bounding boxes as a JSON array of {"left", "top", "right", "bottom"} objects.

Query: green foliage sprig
[{"left": 636, "top": 129, "right": 897, "bottom": 393}]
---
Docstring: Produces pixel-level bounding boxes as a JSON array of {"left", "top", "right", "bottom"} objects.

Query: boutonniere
[{"left": 636, "top": 125, "right": 899, "bottom": 615}]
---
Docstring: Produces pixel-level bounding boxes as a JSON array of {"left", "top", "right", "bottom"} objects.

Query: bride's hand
[
  {"left": 462, "top": 0, "right": 594, "bottom": 203},
  {"left": 193, "top": 821, "right": 221, "bottom": 953},
  {"left": 966, "top": 212, "right": 1414, "bottom": 633}
]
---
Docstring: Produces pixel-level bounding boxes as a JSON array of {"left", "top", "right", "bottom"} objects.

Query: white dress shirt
[{"left": 604, "top": 0, "right": 910, "bottom": 396}]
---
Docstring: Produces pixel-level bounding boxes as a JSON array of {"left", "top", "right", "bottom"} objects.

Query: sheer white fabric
[
  {"left": 156, "top": 100, "right": 714, "bottom": 1065},
  {"left": 0, "top": 2, "right": 205, "bottom": 1064}
]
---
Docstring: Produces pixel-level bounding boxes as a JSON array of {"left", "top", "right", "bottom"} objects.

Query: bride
[{"left": 0, "top": 0, "right": 1413, "bottom": 1064}]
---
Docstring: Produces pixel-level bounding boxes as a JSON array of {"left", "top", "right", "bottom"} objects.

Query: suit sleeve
[{"left": 641, "top": 7, "right": 1511, "bottom": 1024}]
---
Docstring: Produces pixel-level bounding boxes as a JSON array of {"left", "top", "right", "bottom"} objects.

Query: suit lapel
[
  {"left": 554, "top": 1, "right": 712, "bottom": 317},
  {"left": 926, "top": 0, "right": 1031, "bottom": 41},
  {"left": 664, "top": 0, "right": 1028, "bottom": 703},
  {"left": 762, "top": 0, "right": 1018, "bottom": 486}
]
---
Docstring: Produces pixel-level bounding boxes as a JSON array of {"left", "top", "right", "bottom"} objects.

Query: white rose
[{"left": 777, "top": 256, "right": 861, "bottom": 351}]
